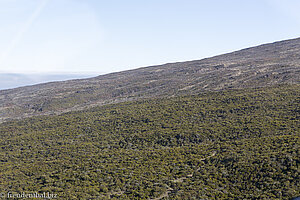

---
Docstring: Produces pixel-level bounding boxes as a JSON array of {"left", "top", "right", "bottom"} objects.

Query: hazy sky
[{"left": 0, "top": 0, "right": 300, "bottom": 74}]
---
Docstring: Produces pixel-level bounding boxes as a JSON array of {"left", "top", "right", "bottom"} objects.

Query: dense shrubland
[{"left": 0, "top": 84, "right": 299, "bottom": 199}]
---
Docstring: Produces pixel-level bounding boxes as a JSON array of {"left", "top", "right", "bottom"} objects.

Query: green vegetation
[{"left": 0, "top": 84, "right": 299, "bottom": 199}]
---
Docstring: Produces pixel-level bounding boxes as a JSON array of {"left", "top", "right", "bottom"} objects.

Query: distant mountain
[
  {"left": 0, "top": 73, "right": 98, "bottom": 90},
  {"left": 0, "top": 37, "right": 299, "bottom": 122}
]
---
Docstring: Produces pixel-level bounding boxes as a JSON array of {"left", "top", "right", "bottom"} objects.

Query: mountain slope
[
  {"left": 0, "top": 85, "right": 299, "bottom": 199},
  {"left": 1, "top": 37, "right": 300, "bottom": 122}
]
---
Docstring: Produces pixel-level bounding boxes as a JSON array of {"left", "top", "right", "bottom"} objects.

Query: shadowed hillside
[{"left": 0, "top": 37, "right": 299, "bottom": 122}]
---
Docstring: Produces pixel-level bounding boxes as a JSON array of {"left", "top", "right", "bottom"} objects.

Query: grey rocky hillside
[{"left": 0, "top": 37, "right": 299, "bottom": 122}]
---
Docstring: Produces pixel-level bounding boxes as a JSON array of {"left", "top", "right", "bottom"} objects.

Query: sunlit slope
[
  {"left": 0, "top": 84, "right": 299, "bottom": 199},
  {"left": 1, "top": 37, "right": 300, "bottom": 122}
]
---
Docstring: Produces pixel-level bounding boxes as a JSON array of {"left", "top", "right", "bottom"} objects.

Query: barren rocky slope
[{"left": 0, "top": 37, "right": 299, "bottom": 122}]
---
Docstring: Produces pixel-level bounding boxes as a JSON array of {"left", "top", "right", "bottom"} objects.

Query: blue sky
[{"left": 0, "top": 0, "right": 300, "bottom": 74}]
